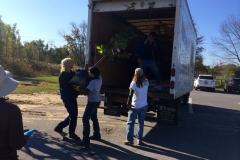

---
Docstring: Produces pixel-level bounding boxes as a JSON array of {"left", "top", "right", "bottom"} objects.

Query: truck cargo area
[{"left": 90, "top": 5, "right": 176, "bottom": 93}]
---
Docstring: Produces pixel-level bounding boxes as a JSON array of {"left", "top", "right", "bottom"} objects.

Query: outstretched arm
[
  {"left": 80, "top": 88, "right": 91, "bottom": 95},
  {"left": 126, "top": 88, "right": 134, "bottom": 108}
]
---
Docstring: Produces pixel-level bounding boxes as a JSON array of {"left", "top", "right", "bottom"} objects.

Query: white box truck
[{"left": 85, "top": 0, "right": 197, "bottom": 125}]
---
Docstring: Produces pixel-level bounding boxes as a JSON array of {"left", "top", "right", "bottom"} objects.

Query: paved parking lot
[
  {"left": 18, "top": 103, "right": 169, "bottom": 160},
  {"left": 16, "top": 92, "right": 240, "bottom": 160}
]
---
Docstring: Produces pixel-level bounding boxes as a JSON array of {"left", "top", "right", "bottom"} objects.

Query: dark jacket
[
  {"left": 59, "top": 71, "right": 79, "bottom": 100},
  {"left": 135, "top": 37, "right": 161, "bottom": 61},
  {"left": 0, "top": 98, "right": 27, "bottom": 160}
]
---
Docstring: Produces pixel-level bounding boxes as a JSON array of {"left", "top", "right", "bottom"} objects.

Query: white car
[{"left": 194, "top": 75, "right": 216, "bottom": 91}]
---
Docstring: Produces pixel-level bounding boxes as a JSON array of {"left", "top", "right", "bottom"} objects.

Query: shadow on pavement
[
  {"left": 21, "top": 131, "right": 83, "bottom": 160},
  {"left": 18, "top": 103, "right": 240, "bottom": 160},
  {"left": 196, "top": 89, "right": 240, "bottom": 95},
  {"left": 142, "top": 104, "right": 240, "bottom": 160},
  {"left": 20, "top": 131, "right": 154, "bottom": 160},
  {"left": 89, "top": 139, "right": 156, "bottom": 160}
]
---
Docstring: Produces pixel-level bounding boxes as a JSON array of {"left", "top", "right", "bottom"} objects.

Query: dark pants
[
  {"left": 82, "top": 102, "right": 100, "bottom": 144},
  {"left": 138, "top": 59, "right": 162, "bottom": 82},
  {"left": 57, "top": 97, "right": 78, "bottom": 135}
]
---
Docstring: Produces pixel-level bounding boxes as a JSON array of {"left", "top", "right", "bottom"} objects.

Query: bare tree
[
  {"left": 211, "top": 14, "right": 240, "bottom": 65},
  {"left": 59, "top": 21, "right": 87, "bottom": 68}
]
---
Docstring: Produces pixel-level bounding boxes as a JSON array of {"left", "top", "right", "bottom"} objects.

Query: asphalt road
[{"left": 17, "top": 90, "right": 240, "bottom": 160}]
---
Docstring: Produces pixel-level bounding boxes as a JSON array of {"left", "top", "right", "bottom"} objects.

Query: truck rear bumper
[
  {"left": 101, "top": 87, "right": 174, "bottom": 99},
  {"left": 196, "top": 84, "right": 215, "bottom": 89}
]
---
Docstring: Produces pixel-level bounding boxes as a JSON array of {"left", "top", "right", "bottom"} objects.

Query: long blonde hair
[
  {"left": 60, "top": 58, "right": 72, "bottom": 73},
  {"left": 132, "top": 74, "right": 147, "bottom": 88}
]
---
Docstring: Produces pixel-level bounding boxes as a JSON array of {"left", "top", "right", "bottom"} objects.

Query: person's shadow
[{"left": 19, "top": 130, "right": 154, "bottom": 160}]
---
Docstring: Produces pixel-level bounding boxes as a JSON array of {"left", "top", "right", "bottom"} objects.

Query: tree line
[
  {"left": 0, "top": 16, "right": 87, "bottom": 76},
  {"left": 0, "top": 16, "right": 68, "bottom": 65},
  {"left": 195, "top": 14, "right": 240, "bottom": 78},
  {"left": 0, "top": 13, "right": 239, "bottom": 78}
]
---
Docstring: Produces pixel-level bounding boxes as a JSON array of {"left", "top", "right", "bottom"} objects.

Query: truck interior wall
[
  {"left": 91, "top": 8, "right": 175, "bottom": 88},
  {"left": 90, "top": 12, "right": 144, "bottom": 88}
]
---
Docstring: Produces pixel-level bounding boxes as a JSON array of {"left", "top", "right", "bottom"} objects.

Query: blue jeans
[
  {"left": 126, "top": 105, "right": 148, "bottom": 141},
  {"left": 138, "top": 59, "right": 162, "bottom": 82},
  {"left": 57, "top": 97, "right": 78, "bottom": 135},
  {"left": 82, "top": 102, "right": 100, "bottom": 144}
]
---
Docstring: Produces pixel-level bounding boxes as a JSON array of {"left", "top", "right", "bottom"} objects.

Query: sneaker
[
  {"left": 77, "top": 141, "right": 90, "bottom": 148},
  {"left": 89, "top": 135, "right": 101, "bottom": 140},
  {"left": 123, "top": 140, "right": 134, "bottom": 145},
  {"left": 54, "top": 126, "right": 63, "bottom": 134},
  {"left": 137, "top": 140, "right": 145, "bottom": 145},
  {"left": 69, "top": 133, "right": 81, "bottom": 140}
]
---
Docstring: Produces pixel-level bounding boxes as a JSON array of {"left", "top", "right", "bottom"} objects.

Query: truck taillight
[
  {"left": 171, "top": 68, "right": 175, "bottom": 77},
  {"left": 229, "top": 81, "right": 234, "bottom": 85},
  {"left": 170, "top": 81, "right": 174, "bottom": 89}
]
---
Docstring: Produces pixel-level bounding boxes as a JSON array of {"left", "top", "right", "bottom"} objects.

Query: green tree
[
  {"left": 0, "top": 17, "right": 22, "bottom": 60},
  {"left": 45, "top": 47, "right": 67, "bottom": 64},
  {"left": 193, "top": 21, "right": 206, "bottom": 74},
  {"left": 0, "top": 16, "right": 4, "bottom": 58},
  {"left": 22, "top": 41, "right": 38, "bottom": 60},
  {"left": 223, "top": 64, "right": 239, "bottom": 78},
  {"left": 34, "top": 39, "right": 45, "bottom": 62}
]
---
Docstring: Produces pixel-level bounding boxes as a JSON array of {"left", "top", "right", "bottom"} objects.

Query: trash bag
[{"left": 69, "top": 69, "right": 91, "bottom": 89}]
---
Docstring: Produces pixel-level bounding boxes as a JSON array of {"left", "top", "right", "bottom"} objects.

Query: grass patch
[
  {"left": 13, "top": 76, "right": 59, "bottom": 94},
  {"left": 215, "top": 87, "right": 224, "bottom": 91},
  {"left": 15, "top": 76, "right": 58, "bottom": 83}
]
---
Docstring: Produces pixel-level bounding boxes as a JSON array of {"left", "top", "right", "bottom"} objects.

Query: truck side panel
[
  {"left": 170, "top": 0, "right": 196, "bottom": 99},
  {"left": 93, "top": 0, "right": 176, "bottom": 12}
]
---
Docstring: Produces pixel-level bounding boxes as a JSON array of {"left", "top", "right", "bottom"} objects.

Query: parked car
[
  {"left": 194, "top": 75, "right": 215, "bottom": 91},
  {"left": 224, "top": 78, "right": 240, "bottom": 93}
]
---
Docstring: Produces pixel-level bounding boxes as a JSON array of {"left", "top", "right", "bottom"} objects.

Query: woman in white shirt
[{"left": 123, "top": 68, "right": 149, "bottom": 145}]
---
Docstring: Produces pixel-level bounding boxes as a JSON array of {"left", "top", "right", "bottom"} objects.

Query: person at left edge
[
  {"left": 0, "top": 65, "right": 27, "bottom": 160},
  {"left": 54, "top": 58, "right": 81, "bottom": 140}
]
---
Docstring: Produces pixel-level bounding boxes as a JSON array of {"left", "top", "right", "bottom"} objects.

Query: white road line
[
  {"left": 238, "top": 102, "right": 240, "bottom": 105},
  {"left": 189, "top": 98, "right": 193, "bottom": 114}
]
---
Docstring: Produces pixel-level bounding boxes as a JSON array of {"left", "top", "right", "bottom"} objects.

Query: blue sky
[
  {"left": 0, "top": 0, "right": 239, "bottom": 66},
  {"left": 0, "top": 0, "right": 88, "bottom": 46}
]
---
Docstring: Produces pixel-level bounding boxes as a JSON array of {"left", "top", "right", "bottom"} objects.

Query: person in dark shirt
[
  {"left": 135, "top": 31, "right": 162, "bottom": 83},
  {"left": 54, "top": 58, "right": 80, "bottom": 140},
  {"left": 0, "top": 65, "right": 27, "bottom": 160}
]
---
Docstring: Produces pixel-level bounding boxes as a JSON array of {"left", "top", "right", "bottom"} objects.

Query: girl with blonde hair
[{"left": 54, "top": 58, "right": 80, "bottom": 140}]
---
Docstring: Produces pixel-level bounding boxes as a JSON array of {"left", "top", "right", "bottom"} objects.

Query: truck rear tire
[
  {"left": 227, "top": 87, "right": 232, "bottom": 93},
  {"left": 182, "top": 93, "right": 190, "bottom": 106}
]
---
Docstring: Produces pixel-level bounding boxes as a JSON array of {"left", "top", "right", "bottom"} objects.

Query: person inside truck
[
  {"left": 54, "top": 58, "right": 81, "bottom": 140},
  {"left": 0, "top": 65, "right": 28, "bottom": 160},
  {"left": 135, "top": 31, "right": 162, "bottom": 85},
  {"left": 123, "top": 68, "right": 149, "bottom": 145},
  {"left": 74, "top": 66, "right": 102, "bottom": 148}
]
